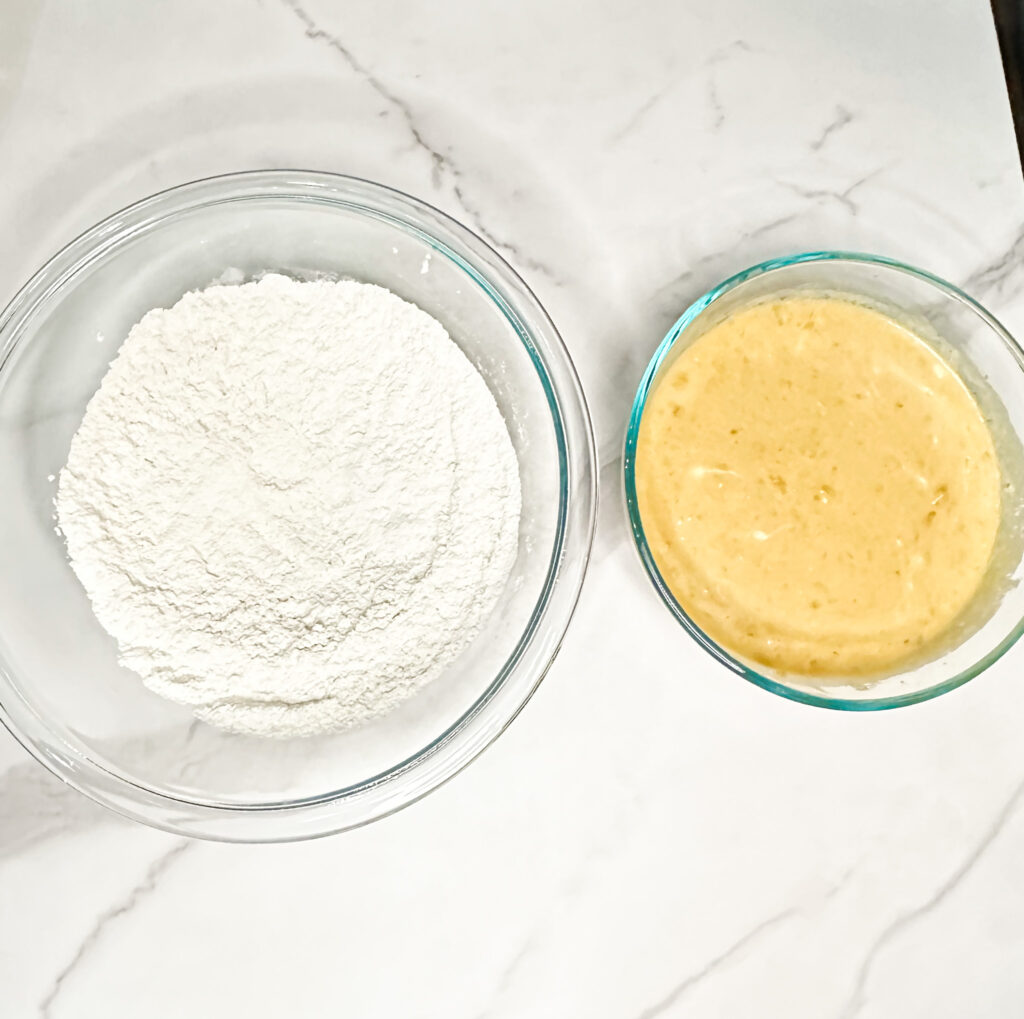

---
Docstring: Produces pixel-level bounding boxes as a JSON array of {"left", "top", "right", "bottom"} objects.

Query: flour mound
[{"left": 57, "top": 274, "right": 521, "bottom": 738}]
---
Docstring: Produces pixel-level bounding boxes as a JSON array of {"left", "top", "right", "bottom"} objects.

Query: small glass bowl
[
  {"left": 0, "top": 170, "right": 597, "bottom": 840},
  {"left": 624, "top": 251, "right": 1024, "bottom": 710}
]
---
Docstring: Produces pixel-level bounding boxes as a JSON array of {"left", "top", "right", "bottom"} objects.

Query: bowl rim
[
  {"left": 623, "top": 249, "right": 1024, "bottom": 711},
  {"left": 0, "top": 169, "right": 598, "bottom": 840}
]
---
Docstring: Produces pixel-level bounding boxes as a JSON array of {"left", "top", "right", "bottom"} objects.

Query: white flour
[{"left": 57, "top": 274, "right": 521, "bottom": 738}]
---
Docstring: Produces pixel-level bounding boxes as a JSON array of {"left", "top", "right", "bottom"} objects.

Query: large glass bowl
[
  {"left": 624, "top": 252, "right": 1024, "bottom": 710},
  {"left": 0, "top": 170, "right": 596, "bottom": 841}
]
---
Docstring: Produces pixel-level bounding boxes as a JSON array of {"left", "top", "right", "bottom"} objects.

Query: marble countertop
[{"left": 3, "top": 1, "right": 1024, "bottom": 1015}]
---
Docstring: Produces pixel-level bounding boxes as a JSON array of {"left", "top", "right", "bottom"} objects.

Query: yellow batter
[{"left": 635, "top": 296, "right": 1002, "bottom": 676}]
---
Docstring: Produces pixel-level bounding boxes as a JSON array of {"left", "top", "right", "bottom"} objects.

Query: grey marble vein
[
  {"left": 745, "top": 210, "right": 803, "bottom": 242},
  {"left": 703, "top": 38, "right": 755, "bottom": 133},
  {"left": 775, "top": 163, "right": 889, "bottom": 218},
  {"left": 0, "top": 760, "right": 117, "bottom": 861},
  {"left": 470, "top": 938, "right": 539, "bottom": 1019},
  {"left": 964, "top": 223, "right": 1024, "bottom": 302},
  {"left": 823, "top": 862, "right": 860, "bottom": 902},
  {"left": 635, "top": 909, "right": 796, "bottom": 1019},
  {"left": 652, "top": 250, "right": 724, "bottom": 306},
  {"left": 706, "top": 77, "right": 726, "bottom": 131},
  {"left": 471, "top": 788, "right": 649, "bottom": 1019},
  {"left": 838, "top": 772, "right": 1024, "bottom": 1019},
  {"left": 38, "top": 840, "right": 191, "bottom": 1018},
  {"left": 651, "top": 162, "right": 898, "bottom": 320},
  {"left": 810, "top": 106, "right": 854, "bottom": 152},
  {"left": 279, "top": 0, "right": 446, "bottom": 186},
  {"left": 706, "top": 39, "right": 754, "bottom": 65},
  {"left": 0, "top": 719, "right": 213, "bottom": 861},
  {"left": 609, "top": 83, "right": 678, "bottom": 144},
  {"left": 450, "top": 183, "right": 560, "bottom": 282},
  {"left": 651, "top": 210, "right": 799, "bottom": 313},
  {"left": 277, "top": 0, "right": 561, "bottom": 285}
]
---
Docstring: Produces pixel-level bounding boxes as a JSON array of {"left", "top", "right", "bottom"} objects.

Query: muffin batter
[{"left": 635, "top": 295, "right": 1001, "bottom": 676}]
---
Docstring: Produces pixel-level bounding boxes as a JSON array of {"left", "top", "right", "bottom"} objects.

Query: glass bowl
[
  {"left": 0, "top": 170, "right": 597, "bottom": 841},
  {"left": 624, "top": 252, "right": 1024, "bottom": 710}
]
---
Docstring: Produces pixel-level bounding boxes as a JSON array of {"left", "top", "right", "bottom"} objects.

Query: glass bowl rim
[
  {"left": 623, "top": 249, "right": 1024, "bottom": 711},
  {"left": 0, "top": 169, "right": 598, "bottom": 840}
]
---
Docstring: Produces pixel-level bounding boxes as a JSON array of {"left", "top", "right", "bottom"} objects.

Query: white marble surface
[{"left": 3, "top": 0, "right": 1024, "bottom": 1015}]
